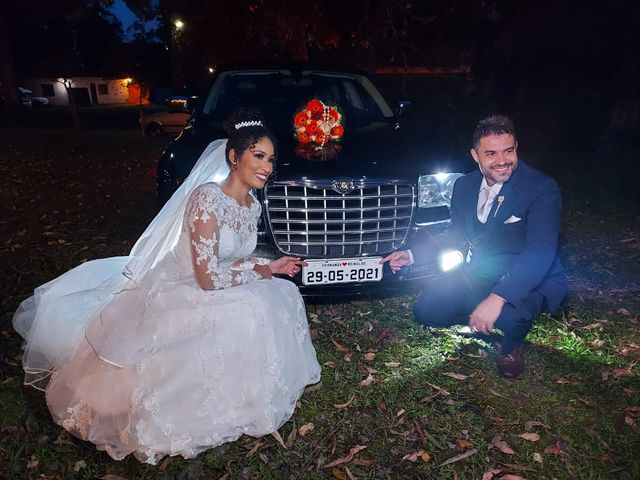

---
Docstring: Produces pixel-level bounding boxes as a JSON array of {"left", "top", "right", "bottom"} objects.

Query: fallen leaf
[
  {"left": 617, "top": 308, "right": 631, "bottom": 316},
  {"left": 364, "top": 352, "right": 376, "bottom": 362},
  {"left": 360, "top": 374, "right": 375, "bottom": 387},
  {"left": 516, "top": 433, "right": 541, "bottom": 442},
  {"left": 457, "top": 439, "right": 473, "bottom": 448},
  {"left": 544, "top": 441, "right": 569, "bottom": 456},
  {"left": 345, "top": 466, "right": 357, "bottom": 480},
  {"left": 532, "top": 452, "right": 543, "bottom": 463},
  {"left": 331, "top": 338, "right": 350, "bottom": 353},
  {"left": 443, "top": 372, "right": 468, "bottom": 381},
  {"left": 271, "top": 431, "right": 287, "bottom": 449},
  {"left": 375, "top": 328, "right": 391, "bottom": 344},
  {"left": 344, "top": 353, "right": 352, "bottom": 362},
  {"left": 499, "top": 475, "right": 528, "bottom": 480},
  {"left": 26, "top": 457, "right": 39, "bottom": 469},
  {"left": 555, "top": 377, "right": 575, "bottom": 384},
  {"left": 323, "top": 445, "right": 368, "bottom": 468},
  {"left": 613, "top": 368, "right": 635, "bottom": 378},
  {"left": 482, "top": 468, "right": 502, "bottom": 480},
  {"left": 332, "top": 467, "right": 348, "bottom": 480},
  {"left": 581, "top": 323, "right": 603, "bottom": 330},
  {"left": 384, "top": 361, "right": 400, "bottom": 367},
  {"left": 625, "top": 406, "right": 640, "bottom": 412},
  {"left": 524, "top": 420, "right": 549, "bottom": 431},
  {"left": 334, "top": 394, "right": 356, "bottom": 409},
  {"left": 624, "top": 416, "right": 637, "bottom": 428},
  {"left": 298, "top": 422, "right": 315, "bottom": 436},
  {"left": 491, "top": 436, "right": 516, "bottom": 454},
  {"left": 439, "top": 448, "right": 477, "bottom": 466},
  {"left": 245, "top": 441, "right": 263, "bottom": 457},
  {"left": 402, "top": 449, "right": 430, "bottom": 462},
  {"left": 396, "top": 409, "right": 406, "bottom": 417}
]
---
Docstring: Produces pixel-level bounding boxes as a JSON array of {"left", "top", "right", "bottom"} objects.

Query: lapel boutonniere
[{"left": 494, "top": 196, "right": 505, "bottom": 218}]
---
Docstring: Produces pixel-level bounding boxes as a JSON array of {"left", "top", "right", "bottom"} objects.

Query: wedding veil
[{"left": 124, "top": 139, "right": 230, "bottom": 283}]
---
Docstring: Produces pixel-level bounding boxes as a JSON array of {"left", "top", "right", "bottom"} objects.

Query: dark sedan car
[{"left": 157, "top": 64, "right": 470, "bottom": 296}]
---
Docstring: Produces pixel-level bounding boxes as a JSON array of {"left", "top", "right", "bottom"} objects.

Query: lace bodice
[{"left": 184, "top": 183, "right": 270, "bottom": 290}]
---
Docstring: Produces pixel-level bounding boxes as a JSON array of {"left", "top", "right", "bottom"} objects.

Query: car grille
[{"left": 265, "top": 182, "right": 415, "bottom": 257}]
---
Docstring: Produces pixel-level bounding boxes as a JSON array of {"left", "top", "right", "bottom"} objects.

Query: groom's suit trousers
[{"left": 413, "top": 267, "right": 547, "bottom": 354}]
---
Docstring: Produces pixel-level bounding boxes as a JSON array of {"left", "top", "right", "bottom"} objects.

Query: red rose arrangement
[{"left": 294, "top": 99, "right": 344, "bottom": 148}]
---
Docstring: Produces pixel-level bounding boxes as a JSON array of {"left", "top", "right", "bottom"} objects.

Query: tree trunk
[
  {"left": 65, "top": 86, "right": 82, "bottom": 132},
  {"left": 0, "top": 11, "right": 21, "bottom": 108}
]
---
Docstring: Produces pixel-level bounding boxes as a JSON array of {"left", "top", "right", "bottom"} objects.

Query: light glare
[{"left": 440, "top": 250, "right": 463, "bottom": 271}]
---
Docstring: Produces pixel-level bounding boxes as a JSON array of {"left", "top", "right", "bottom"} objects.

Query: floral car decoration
[{"left": 293, "top": 99, "right": 344, "bottom": 160}]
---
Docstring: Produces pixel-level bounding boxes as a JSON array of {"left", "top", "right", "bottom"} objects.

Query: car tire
[{"left": 146, "top": 123, "right": 164, "bottom": 137}]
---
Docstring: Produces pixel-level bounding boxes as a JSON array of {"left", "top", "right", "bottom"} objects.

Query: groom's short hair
[{"left": 472, "top": 114, "right": 517, "bottom": 149}]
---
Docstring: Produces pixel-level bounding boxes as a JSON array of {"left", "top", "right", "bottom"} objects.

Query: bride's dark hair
[{"left": 223, "top": 108, "right": 277, "bottom": 168}]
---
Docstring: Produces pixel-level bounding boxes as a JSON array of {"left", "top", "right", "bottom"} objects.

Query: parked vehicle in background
[
  {"left": 156, "top": 63, "right": 471, "bottom": 295},
  {"left": 141, "top": 97, "right": 195, "bottom": 136},
  {"left": 19, "top": 87, "right": 49, "bottom": 107}
]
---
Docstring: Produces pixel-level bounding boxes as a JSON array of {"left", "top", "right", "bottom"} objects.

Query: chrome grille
[{"left": 265, "top": 182, "right": 415, "bottom": 257}]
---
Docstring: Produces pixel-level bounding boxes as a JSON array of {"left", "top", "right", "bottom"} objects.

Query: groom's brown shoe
[{"left": 497, "top": 345, "right": 525, "bottom": 379}]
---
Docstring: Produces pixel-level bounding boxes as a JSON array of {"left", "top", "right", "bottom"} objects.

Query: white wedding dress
[{"left": 13, "top": 142, "right": 321, "bottom": 464}]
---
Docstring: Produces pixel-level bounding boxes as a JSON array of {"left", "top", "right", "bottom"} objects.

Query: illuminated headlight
[
  {"left": 418, "top": 173, "right": 464, "bottom": 208},
  {"left": 440, "top": 250, "right": 464, "bottom": 272}
]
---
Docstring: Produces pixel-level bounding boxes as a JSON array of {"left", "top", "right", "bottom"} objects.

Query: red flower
[
  {"left": 330, "top": 125, "right": 344, "bottom": 138},
  {"left": 306, "top": 122, "right": 320, "bottom": 134},
  {"left": 294, "top": 112, "right": 308, "bottom": 127},
  {"left": 316, "top": 133, "right": 327, "bottom": 145},
  {"left": 328, "top": 108, "right": 340, "bottom": 121},
  {"left": 306, "top": 99, "right": 324, "bottom": 114},
  {"left": 298, "top": 131, "right": 310, "bottom": 143},
  {"left": 310, "top": 110, "right": 323, "bottom": 121}
]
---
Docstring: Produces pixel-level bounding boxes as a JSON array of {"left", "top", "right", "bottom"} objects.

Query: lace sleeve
[
  {"left": 187, "top": 187, "right": 262, "bottom": 290},
  {"left": 230, "top": 257, "right": 271, "bottom": 271}
]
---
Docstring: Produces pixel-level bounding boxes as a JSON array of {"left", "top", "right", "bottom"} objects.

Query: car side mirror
[{"left": 397, "top": 100, "right": 412, "bottom": 115}]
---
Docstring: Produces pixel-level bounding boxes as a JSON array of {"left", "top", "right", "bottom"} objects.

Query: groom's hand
[
  {"left": 469, "top": 293, "right": 506, "bottom": 334},
  {"left": 380, "top": 250, "right": 411, "bottom": 274}
]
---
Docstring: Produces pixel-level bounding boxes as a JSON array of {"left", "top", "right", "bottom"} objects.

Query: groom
[{"left": 382, "top": 114, "right": 567, "bottom": 378}]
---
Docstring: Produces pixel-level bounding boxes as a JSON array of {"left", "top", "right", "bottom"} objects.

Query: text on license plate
[{"left": 302, "top": 257, "right": 383, "bottom": 285}]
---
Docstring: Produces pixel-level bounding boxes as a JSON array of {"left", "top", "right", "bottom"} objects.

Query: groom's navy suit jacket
[{"left": 412, "top": 161, "right": 567, "bottom": 312}]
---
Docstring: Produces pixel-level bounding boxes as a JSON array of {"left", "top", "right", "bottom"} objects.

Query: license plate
[{"left": 302, "top": 257, "right": 383, "bottom": 285}]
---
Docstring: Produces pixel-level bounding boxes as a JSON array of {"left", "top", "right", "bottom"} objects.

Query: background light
[{"left": 174, "top": 19, "right": 184, "bottom": 30}]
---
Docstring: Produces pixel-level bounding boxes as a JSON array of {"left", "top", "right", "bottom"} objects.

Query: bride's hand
[
  {"left": 254, "top": 264, "right": 272, "bottom": 280},
  {"left": 269, "top": 256, "right": 308, "bottom": 277}
]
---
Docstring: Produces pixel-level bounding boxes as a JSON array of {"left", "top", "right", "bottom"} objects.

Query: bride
[{"left": 12, "top": 108, "right": 321, "bottom": 464}]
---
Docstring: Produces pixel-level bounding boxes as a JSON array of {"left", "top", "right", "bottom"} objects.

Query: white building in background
[{"left": 20, "top": 77, "right": 140, "bottom": 106}]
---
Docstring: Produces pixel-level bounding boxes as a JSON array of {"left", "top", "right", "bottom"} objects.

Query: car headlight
[
  {"left": 440, "top": 250, "right": 464, "bottom": 271},
  {"left": 418, "top": 173, "right": 464, "bottom": 208}
]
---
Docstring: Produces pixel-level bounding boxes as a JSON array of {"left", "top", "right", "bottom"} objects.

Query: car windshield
[{"left": 201, "top": 70, "right": 395, "bottom": 131}]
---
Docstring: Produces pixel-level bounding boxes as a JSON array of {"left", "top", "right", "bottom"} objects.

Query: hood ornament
[{"left": 332, "top": 179, "right": 355, "bottom": 195}]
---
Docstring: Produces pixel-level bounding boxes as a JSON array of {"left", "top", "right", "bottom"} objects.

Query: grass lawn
[{"left": 0, "top": 129, "right": 639, "bottom": 479}]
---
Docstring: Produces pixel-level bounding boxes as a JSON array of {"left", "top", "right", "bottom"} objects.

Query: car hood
[{"left": 271, "top": 122, "right": 467, "bottom": 182}]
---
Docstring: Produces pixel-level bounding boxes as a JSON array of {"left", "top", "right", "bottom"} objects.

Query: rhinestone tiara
[{"left": 234, "top": 120, "right": 263, "bottom": 129}]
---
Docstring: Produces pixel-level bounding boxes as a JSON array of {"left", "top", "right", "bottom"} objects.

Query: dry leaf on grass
[
  {"left": 384, "top": 361, "right": 400, "bottom": 367},
  {"left": 345, "top": 466, "right": 357, "bottom": 480},
  {"left": 544, "top": 441, "right": 569, "bottom": 456},
  {"left": 360, "top": 374, "right": 375, "bottom": 387},
  {"left": 524, "top": 420, "right": 549, "bottom": 431},
  {"left": 499, "top": 475, "right": 528, "bottom": 480},
  {"left": 613, "top": 368, "right": 635, "bottom": 378},
  {"left": 364, "top": 352, "right": 376, "bottom": 362},
  {"left": 323, "top": 445, "right": 368, "bottom": 468},
  {"left": 439, "top": 448, "right": 477, "bottom": 466},
  {"left": 491, "top": 435, "right": 516, "bottom": 454},
  {"left": 331, "top": 337, "right": 350, "bottom": 353},
  {"left": 334, "top": 394, "right": 356, "bottom": 409},
  {"left": 298, "top": 422, "right": 315, "bottom": 436},
  {"left": 443, "top": 372, "right": 468, "bottom": 381},
  {"left": 457, "top": 439, "right": 473, "bottom": 448},
  {"left": 516, "top": 433, "right": 541, "bottom": 442},
  {"left": 331, "top": 467, "right": 348, "bottom": 480},
  {"left": 245, "top": 441, "right": 264, "bottom": 457},
  {"left": 481, "top": 468, "right": 502, "bottom": 480},
  {"left": 271, "top": 431, "right": 287, "bottom": 449},
  {"left": 73, "top": 460, "right": 87, "bottom": 472},
  {"left": 532, "top": 452, "right": 543, "bottom": 463},
  {"left": 402, "top": 450, "right": 431, "bottom": 462}
]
